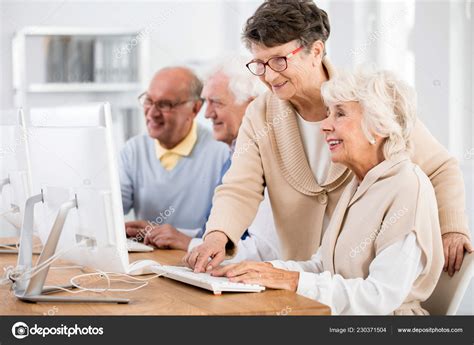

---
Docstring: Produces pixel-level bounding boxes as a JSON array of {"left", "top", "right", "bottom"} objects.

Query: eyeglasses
[
  {"left": 246, "top": 46, "right": 304, "bottom": 76},
  {"left": 138, "top": 92, "right": 201, "bottom": 112}
]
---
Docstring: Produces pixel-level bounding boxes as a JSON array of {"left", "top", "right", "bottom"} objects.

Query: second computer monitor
[{"left": 0, "top": 109, "right": 32, "bottom": 235}]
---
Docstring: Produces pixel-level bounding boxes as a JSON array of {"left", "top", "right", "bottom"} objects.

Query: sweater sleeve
[
  {"left": 410, "top": 120, "right": 470, "bottom": 238},
  {"left": 118, "top": 143, "right": 134, "bottom": 215},
  {"left": 204, "top": 101, "right": 266, "bottom": 256}
]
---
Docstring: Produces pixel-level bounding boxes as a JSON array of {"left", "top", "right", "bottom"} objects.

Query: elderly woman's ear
[{"left": 310, "top": 40, "right": 325, "bottom": 64}]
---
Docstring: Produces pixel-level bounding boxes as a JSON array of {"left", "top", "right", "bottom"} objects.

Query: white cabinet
[{"left": 12, "top": 26, "right": 151, "bottom": 151}]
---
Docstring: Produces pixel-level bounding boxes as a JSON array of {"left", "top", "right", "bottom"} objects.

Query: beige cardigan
[
  {"left": 318, "top": 155, "right": 443, "bottom": 315},
  {"left": 205, "top": 58, "right": 470, "bottom": 260}
]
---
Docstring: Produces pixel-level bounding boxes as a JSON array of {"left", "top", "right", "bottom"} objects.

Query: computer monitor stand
[
  {"left": 0, "top": 177, "right": 18, "bottom": 253},
  {"left": 14, "top": 194, "right": 129, "bottom": 304},
  {"left": 1, "top": 206, "right": 43, "bottom": 255},
  {"left": 0, "top": 177, "right": 10, "bottom": 190}
]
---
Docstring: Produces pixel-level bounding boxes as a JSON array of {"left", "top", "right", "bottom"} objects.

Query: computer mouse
[{"left": 128, "top": 259, "right": 161, "bottom": 276}]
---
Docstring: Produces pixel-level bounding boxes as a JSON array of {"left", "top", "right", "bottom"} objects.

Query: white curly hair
[
  {"left": 203, "top": 55, "right": 266, "bottom": 104},
  {"left": 321, "top": 67, "right": 417, "bottom": 160}
]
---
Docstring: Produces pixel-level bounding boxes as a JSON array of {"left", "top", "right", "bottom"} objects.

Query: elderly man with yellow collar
[{"left": 119, "top": 66, "right": 229, "bottom": 248}]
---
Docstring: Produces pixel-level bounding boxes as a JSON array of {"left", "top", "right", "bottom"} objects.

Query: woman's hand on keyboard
[
  {"left": 183, "top": 231, "right": 228, "bottom": 273},
  {"left": 210, "top": 261, "right": 299, "bottom": 292}
]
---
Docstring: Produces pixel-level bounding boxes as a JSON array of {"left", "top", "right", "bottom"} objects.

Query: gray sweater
[{"left": 119, "top": 124, "right": 229, "bottom": 230}]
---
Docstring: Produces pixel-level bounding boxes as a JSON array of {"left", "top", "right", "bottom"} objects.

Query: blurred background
[{"left": 0, "top": 0, "right": 472, "bottom": 313}]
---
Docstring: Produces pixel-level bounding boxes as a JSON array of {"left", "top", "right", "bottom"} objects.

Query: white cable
[
  {"left": 14, "top": 246, "right": 77, "bottom": 282},
  {"left": 0, "top": 244, "right": 17, "bottom": 250},
  {"left": 3, "top": 240, "right": 87, "bottom": 286},
  {"left": 0, "top": 224, "right": 42, "bottom": 252},
  {"left": 0, "top": 238, "right": 42, "bottom": 251},
  {"left": 43, "top": 270, "right": 162, "bottom": 294},
  {"left": 0, "top": 265, "right": 17, "bottom": 285},
  {"left": 43, "top": 268, "right": 113, "bottom": 294},
  {"left": 16, "top": 240, "right": 43, "bottom": 251},
  {"left": 71, "top": 271, "right": 162, "bottom": 292},
  {"left": 0, "top": 207, "right": 17, "bottom": 218},
  {"left": 1, "top": 239, "right": 160, "bottom": 294},
  {"left": 50, "top": 265, "right": 85, "bottom": 270}
]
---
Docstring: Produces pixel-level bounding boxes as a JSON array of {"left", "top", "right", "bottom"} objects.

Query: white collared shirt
[{"left": 270, "top": 232, "right": 424, "bottom": 315}]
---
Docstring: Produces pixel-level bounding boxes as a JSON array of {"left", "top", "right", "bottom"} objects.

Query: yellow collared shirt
[{"left": 155, "top": 120, "right": 197, "bottom": 171}]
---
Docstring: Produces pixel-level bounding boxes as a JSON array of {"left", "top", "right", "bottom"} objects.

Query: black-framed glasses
[
  {"left": 246, "top": 46, "right": 304, "bottom": 76},
  {"left": 138, "top": 92, "right": 202, "bottom": 112}
]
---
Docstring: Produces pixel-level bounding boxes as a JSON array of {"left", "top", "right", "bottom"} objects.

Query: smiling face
[
  {"left": 202, "top": 71, "right": 252, "bottom": 146},
  {"left": 144, "top": 68, "right": 201, "bottom": 149},
  {"left": 320, "top": 101, "right": 383, "bottom": 171},
  {"left": 249, "top": 40, "right": 324, "bottom": 102}
]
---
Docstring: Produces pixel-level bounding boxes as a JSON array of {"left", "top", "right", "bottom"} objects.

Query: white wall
[
  {"left": 0, "top": 0, "right": 472, "bottom": 313},
  {"left": 1, "top": 1, "right": 471, "bottom": 155}
]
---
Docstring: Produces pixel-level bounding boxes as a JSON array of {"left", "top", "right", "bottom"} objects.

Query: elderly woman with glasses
[
  {"left": 210, "top": 69, "right": 444, "bottom": 315},
  {"left": 184, "top": 0, "right": 471, "bottom": 277}
]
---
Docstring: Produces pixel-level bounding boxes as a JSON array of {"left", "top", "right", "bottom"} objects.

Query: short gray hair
[
  {"left": 159, "top": 66, "right": 203, "bottom": 100},
  {"left": 188, "top": 72, "right": 203, "bottom": 100},
  {"left": 321, "top": 68, "right": 417, "bottom": 160},
  {"left": 204, "top": 56, "right": 266, "bottom": 104}
]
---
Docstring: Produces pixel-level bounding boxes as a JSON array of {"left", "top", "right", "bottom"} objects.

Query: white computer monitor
[
  {"left": 0, "top": 109, "right": 32, "bottom": 237},
  {"left": 15, "top": 103, "right": 132, "bottom": 303},
  {"left": 26, "top": 102, "right": 130, "bottom": 272}
]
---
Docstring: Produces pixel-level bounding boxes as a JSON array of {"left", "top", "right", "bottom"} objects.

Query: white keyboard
[
  {"left": 151, "top": 265, "right": 265, "bottom": 295},
  {"left": 126, "top": 238, "right": 154, "bottom": 252}
]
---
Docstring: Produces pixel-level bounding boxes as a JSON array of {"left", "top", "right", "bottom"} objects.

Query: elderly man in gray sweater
[{"left": 120, "top": 67, "right": 228, "bottom": 248}]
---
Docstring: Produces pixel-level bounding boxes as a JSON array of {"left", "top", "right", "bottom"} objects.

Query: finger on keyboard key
[{"left": 152, "top": 265, "right": 265, "bottom": 294}]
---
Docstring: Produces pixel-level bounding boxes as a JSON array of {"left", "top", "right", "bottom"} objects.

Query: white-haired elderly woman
[
  {"left": 211, "top": 69, "right": 444, "bottom": 315},
  {"left": 186, "top": 0, "right": 471, "bottom": 278}
]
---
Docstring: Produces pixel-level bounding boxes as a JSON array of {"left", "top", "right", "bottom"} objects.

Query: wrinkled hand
[
  {"left": 211, "top": 261, "right": 299, "bottom": 291},
  {"left": 442, "top": 233, "right": 473, "bottom": 276},
  {"left": 183, "top": 231, "right": 228, "bottom": 272},
  {"left": 144, "top": 224, "right": 191, "bottom": 251},
  {"left": 125, "top": 220, "right": 150, "bottom": 239}
]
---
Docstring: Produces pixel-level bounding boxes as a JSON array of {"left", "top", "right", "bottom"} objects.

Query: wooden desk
[{"left": 0, "top": 248, "right": 331, "bottom": 315}]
